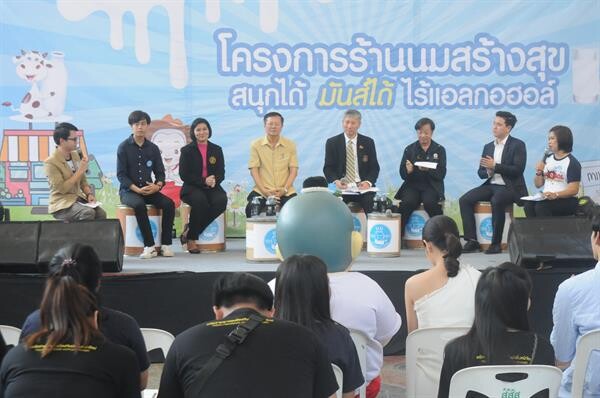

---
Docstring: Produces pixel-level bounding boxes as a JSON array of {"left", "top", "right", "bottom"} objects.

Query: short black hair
[
  {"left": 128, "top": 110, "right": 151, "bottom": 126},
  {"left": 213, "top": 272, "right": 273, "bottom": 310},
  {"left": 414, "top": 117, "right": 435, "bottom": 132},
  {"left": 53, "top": 122, "right": 78, "bottom": 145},
  {"left": 263, "top": 112, "right": 284, "bottom": 125},
  {"left": 303, "top": 176, "right": 328, "bottom": 189},
  {"left": 549, "top": 125, "right": 573, "bottom": 152},
  {"left": 496, "top": 111, "right": 517, "bottom": 130},
  {"left": 189, "top": 118, "right": 213, "bottom": 142}
]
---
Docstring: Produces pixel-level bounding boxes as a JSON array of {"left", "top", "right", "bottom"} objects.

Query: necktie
[{"left": 346, "top": 140, "right": 357, "bottom": 183}]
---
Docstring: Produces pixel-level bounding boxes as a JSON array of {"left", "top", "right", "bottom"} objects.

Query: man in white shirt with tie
[
  {"left": 459, "top": 111, "right": 528, "bottom": 254},
  {"left": 323, "top": 109, "right": 380, "bottom": 213}
]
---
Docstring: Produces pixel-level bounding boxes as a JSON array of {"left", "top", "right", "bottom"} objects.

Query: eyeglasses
[{"left": 66, "top": 137, "right": 78, "bottom": 142}]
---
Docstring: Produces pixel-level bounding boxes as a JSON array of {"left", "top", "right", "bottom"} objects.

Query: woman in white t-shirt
[{"left": 525, "top": 125, "right": 581, "bottom": 217}]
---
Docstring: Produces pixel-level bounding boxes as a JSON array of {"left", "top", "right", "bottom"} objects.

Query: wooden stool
[
  {"left": 367, "top": 213, "right": 401, "bottom": 257},
  {"left": 180, "top": 203, "right": 226, "bottom": 252},
  {"left": 347, "top": 202, "right": 367, "bottom": 249},
  {"left": 117, "top": 205, "right": 162, "bottom": 255},
  {"left": 246, "top": 216, "right": 278, "bottom": 262},
  {"left": 403, "top": 205, "right": 430, "bottom": 249},
  {"left": 475, "top": 201, "right": 513, "bottom": 250}
]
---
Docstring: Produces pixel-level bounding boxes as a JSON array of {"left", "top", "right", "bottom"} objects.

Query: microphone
[
  {"left": 541, "top": 147, "right": 552, "bottom": 162},
  {"left": 76, "top": 149, "right": 90, "bottom": 174}
]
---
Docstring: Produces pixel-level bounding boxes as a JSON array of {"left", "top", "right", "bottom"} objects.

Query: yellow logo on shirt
[{"left": 209, "top": 156, "right": 217, "bottom": 165}]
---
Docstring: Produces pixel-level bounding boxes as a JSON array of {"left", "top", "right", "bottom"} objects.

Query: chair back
[
  {"left": 348, "top": 328, "right": 369, "bottom": 398},
  {"left": 332, "top": 363, "right": 343, "bottom": 398},
  {"left": 0, "top": 325, "right": 21, "bottom": 347},
  {"left": 572, "top": 329, "right": 600, "bottom": 398},
  {"left": 405, "top": 326, "right": 469, "bottom": 398},
  {"left": 140, "top": 327, "right": 175, "bottom": 360},
  {"left": 448, "top": 365, "right": 562, "bottom": 398}
]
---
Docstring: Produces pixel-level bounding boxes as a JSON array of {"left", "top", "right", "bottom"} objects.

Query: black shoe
[
  {"left": 179, "top": 223, "right": 189, "bottom": 246},
  {"left": 484, "top": 244, "right": 502, "bottom": 254},
  {"left": 462, "top": 240, "right": 481, "bottom": 253}
]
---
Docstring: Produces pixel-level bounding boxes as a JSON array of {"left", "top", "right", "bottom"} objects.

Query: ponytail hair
[
  {"left": 26, "top": 257, "right": 100, "bottom": 357},
  {"left": 422, "top": 215, "right": 462, "bottom": 277},
  {"left": 48, "top": 244, "right": 102, "bottom": 295}
]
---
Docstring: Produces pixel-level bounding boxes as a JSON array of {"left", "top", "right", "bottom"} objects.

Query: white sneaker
[
  {"left": 139, "top": 246, "right": 158, "bottom": 259},
  {"left": 160, "top": 245, "right": 174, "bottom": 257}
]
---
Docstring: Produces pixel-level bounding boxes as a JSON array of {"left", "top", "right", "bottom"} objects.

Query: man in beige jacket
[{"left": 44, "top": 122, "right": 106, "bottom": 221}]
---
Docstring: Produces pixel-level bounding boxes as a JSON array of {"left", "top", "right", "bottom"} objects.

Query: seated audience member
[
  {"left": 551, "top": 207, "right": 600, "bottom": 397},
  {"left": 158, "top": 272, "right": 338, "bottom": 398},
  {"left": 404, "top": 215, "right": 481, "bottom": 334},
  {"left": 179, "top": 117, "right": 227, "bottom": 254},
  {"left": 395, "top": 117, "right": 446, "bottom": 236},
  {"left": 525, "top": 125, "right": 581, "bottom": 217},
  {"left": 275, "top": 254, "right": 364, "bottom": 397},
  {"left": 44, "top": 122, "right": 107, "bottom": 221},
  {"left": 437, "top": 262, "right": 555, "bottom": 398},
  {"left": 20, "top": 244, "right": 150, "bottom": 389},
  {"left": 0, "top": 262, "right": 140, "bottom": 397},
  {"left": 274, "top": 186, "right": 402, "bottom": 398}
]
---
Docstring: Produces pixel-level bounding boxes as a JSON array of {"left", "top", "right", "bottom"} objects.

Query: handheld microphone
[
  {"left": 77, "top": 149, "right": 90, "bottom": 174},
  {"left": 541, "top": 147, "right": 552, "bottom": 162}
]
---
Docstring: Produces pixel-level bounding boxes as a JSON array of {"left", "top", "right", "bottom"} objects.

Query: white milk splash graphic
[{"left": 56, "top": 0, "right": 333, "bottom": 89}]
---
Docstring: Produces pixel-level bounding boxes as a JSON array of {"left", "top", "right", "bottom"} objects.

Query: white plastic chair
[
  {"left": 0, "top": 325, "right": 21, "bottom": 347},
  {"left": 348, "top": 328, "right": 369, "bottom": 398},
  {"left": 448, "top": 364, "right": 562, "bottom": 398},
  {"left": 405, "top": 326, "right": 469, "bottom": 398},
  {"left": 571, "top": 329, "right": 600, "bottom": 398},
  {"left": 140, "top": 327, "right": 175, "bottom": 360},
  {"left": 332, "top": 363, "right": 343, "bottom": 398}
]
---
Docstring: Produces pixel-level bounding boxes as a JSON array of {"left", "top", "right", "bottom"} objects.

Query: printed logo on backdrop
[
  {"left": 200, "top": 220, "right": 219, "bottom": 241},
  {"left": 370, "top": 224, "right": 392, "bottom": 249},
  {"left": 479, "top": 217, "right": 494, "bottom": 241},
  {"left": 264, "top": 229, "right": 278, "bottom": 254},
  {"left": 215, "top": 29, "right": 571, "bottom": 115}
]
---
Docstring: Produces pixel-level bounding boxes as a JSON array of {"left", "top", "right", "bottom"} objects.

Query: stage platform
[
  {"left": 120, "top": 238, "right": 509, "bottom": 274},
  {"left": 1, "top": 239, "right": 593, "bottom": 355}
]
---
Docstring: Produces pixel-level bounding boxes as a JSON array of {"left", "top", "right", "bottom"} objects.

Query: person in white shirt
[
  {"left": 525, "top": 125, "right": 581, "bottom": 217},
  {"left": 459, "top": 111, "right": 528, "bottom": 254},
  {"left": 272, "top": 185, "right": 401, "bottom": 398}
]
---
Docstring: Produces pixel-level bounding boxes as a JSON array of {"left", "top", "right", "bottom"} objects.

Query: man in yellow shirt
[{"left": 245, "top": 112, "right": 298, "bottom": 217}]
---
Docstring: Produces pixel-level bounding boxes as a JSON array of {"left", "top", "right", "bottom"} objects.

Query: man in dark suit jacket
[
  {"left": 323, "top": 109, "right": 380, "bottom": 213},
  {"left": 460, "top": 111, "right": 528, "bottom": 254}
]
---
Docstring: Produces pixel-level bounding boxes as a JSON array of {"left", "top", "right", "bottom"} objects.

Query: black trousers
[
  {"left": 342, "top": 192, "right": 376, "bottom": 214},
  {"left": 181, "top": 186, "right": 228, "bottom": 240},
  {"left": 524, "top": 197, "right": 578, "bottom": 217},
  {"left": 120, "top": 191, "right": 175, "bottom": 247},
  {"left": 459, "top": 184, "right": 513, "bottom": 245},
  {"left": 398, "top": 185, "right": 443, "bottom": 235},
  {"left": 245, "top": 191, "right": 297, "bottom": 218}
]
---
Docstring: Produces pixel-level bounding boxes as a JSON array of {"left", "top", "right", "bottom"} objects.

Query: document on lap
[
  {"left": 414, "top": 161, "right": 438, "bottom": 169},
  {"left": 81, "top": 201, "right": 103, "bottom": 208},
  {"left": 520, "top": 193, "right": 545, "bottom": 201},
  {"left": 341, "top": 187, "right": 379, "bottom": 195}
]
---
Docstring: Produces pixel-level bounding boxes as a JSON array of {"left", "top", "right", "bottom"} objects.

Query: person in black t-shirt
[
  {"left": 274, "top": 254, "right": 365, "bottom": 397},
  {"left": 395, "top": 118, "right": 447, "bottom": 236},
  {"left": 437, "top": 262, "right": 555, "bottom": 398},
  {"left": 19, "top": 244, "right": 150, "bottom": 389},
  {"left": 158, "top": 272, "right": 338, "bottom": 398},
  {"left": 0, "top": 260, "right": 139, "bottom": 398}
]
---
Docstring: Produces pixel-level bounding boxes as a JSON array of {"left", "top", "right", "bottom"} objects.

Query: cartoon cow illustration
[{"left": 4, "top": 50, "right": 69, "bottom": 121}]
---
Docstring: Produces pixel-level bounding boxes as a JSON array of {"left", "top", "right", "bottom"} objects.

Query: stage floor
[{"left": 121, "top": 238, "right": 509, "bottom": 274}]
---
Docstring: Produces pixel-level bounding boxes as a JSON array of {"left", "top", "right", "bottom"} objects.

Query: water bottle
[
  {"left": 250, "top": 197, "right": 262, "bottom": 217},
  {"left": 265, "top": 196, "right": 277, "bottom": 217}
]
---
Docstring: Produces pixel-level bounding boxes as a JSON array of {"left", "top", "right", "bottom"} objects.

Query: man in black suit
[
  {"left": 459, "top": 111, "right": 528, "bottom": 254},
  {"left": 323, "top": 109, "right": 380, "bottom": 213}
]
